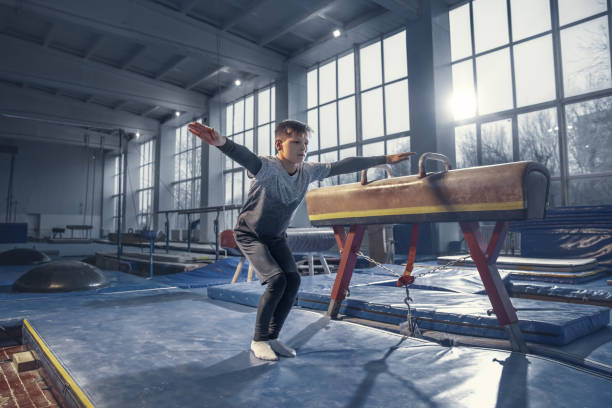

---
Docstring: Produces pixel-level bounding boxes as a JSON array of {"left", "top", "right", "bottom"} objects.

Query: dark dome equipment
[
  {"left": 12, "top": 260, "right": 110, "bottom": 293},
  {"left": 0, "top": 248, "right": 51, "bottom": 265}
]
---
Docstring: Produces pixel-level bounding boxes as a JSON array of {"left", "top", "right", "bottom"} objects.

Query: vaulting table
[{"left": 305, "top": 153, "right": 550, "bottom": 352}]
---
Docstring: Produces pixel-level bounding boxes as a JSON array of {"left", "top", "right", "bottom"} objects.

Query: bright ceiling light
[
  {"left": 234, "top": 79, "right": 241, "bottom": 86},
  {"left": 333, "top": 29, "right": 341, "bottom": 38},
  {"left": 175, "top": 111, "right": 181, "bottom": 117},
  {"left": 136, "top": 131, "right": 140, "bottom": 139}
]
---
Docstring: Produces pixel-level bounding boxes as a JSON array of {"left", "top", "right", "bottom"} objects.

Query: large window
[
  {"left": 137, "top": 139, "right": 154, "bottom": 228},
  {"left": 173, "top": 121, "right": 202, "bottom": 228},
  {"left": 307, "top": 29, "right": 412, "bottom": 186},
  {"left": 449, "top": 0, "right": 612, "bottom": 206},
  {"left": 224, "top": 85, "right": 276, "bottom": 227}
]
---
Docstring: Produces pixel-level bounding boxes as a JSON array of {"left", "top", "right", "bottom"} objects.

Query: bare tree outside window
[
  {"left": 481, "top": 120, "right": 513, "bottom": 165},
  {"left": 455, "top": 124, "right": 478, "bottom": 168},
  {"left": 518, "top": 109, "right": 560, "bottom": 176},
  {"left": 566, "top": 96, "right": 612, "bottom": 175}
]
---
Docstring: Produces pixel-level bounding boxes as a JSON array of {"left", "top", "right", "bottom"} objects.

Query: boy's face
[{"left": 276, "top": 131, "right": 308, "bottom": 164}]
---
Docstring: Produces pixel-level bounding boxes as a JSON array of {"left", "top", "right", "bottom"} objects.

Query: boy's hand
[
  {"left": 386, "top": 152, "right": 416, "bottom": 164},
  {"left": 188, "top": 122, "right": 226, "bottom": 147}
]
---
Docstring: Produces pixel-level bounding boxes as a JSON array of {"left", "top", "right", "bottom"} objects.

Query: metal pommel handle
[
  {"left": 361, "top": 164, "right": 393, "bottom": 185},
  {"left": 418, "top": 152, "right": 452, "bottom": 178}
]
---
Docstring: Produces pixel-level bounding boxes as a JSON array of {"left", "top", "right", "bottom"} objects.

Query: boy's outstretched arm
[
  {"left": 188, "top": 122, "right": 262, "bottom": 175},
  {"left": 327, "top": 152, "right": 415, "bottom": 177}
]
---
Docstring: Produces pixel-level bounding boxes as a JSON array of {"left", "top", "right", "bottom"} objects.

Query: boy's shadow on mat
[{"left": 344, "top": 337, "right": 440, "bottom": 408}]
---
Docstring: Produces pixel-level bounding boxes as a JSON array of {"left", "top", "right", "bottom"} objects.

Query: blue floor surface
[
  {"left": 0, "top": 257, "right": 611, "bottom": 407},
  {"left": 18, "top": 288, "right": 612, "bottom": 408}
]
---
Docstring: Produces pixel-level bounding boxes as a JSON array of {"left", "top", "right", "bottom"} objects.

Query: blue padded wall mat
[
  {"left": 208, "top": 274, "right": 609, "bottom": 346},
  {"left": 19, "top": 289, "right": 612, "bottom": 408},
  {"left": 152, "top": 257, "right": 258, "bottom": 288},
  {"left": 0, "top": 223, "right": 27, "bottom": 243}
]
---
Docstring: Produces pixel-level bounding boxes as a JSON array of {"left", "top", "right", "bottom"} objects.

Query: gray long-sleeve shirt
[{"left": 219, "top": 138, "right": 386, "bottom": 238}]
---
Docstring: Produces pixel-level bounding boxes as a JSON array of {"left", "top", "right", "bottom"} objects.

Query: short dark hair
[{"left": 275, "top": 119, "right": 312, "bottom": 141}]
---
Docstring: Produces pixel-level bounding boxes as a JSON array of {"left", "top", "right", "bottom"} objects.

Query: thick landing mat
[
  {"left": 437, "top": 255, "right": 608, "bottom": 284},
  {"left": 208, "top": 274, "right": 609, "bottom": 346},
  {"left": 355, "top": 263, "right": 508, "bottom": 294},
  {"left": 437, "top": 255, "right": 598, "bottom": 272},
  {"left": 19, "top": 288, "right": 612, "bottom": 408},
  {"left": 502, "top": 267, "right": 609, "bottom": 284},
  {"left": 508, "top": 277, "right": 612, "bottom": 306},
  {"left": 359, "top": 262, "right": 612, "bottom": 303}
]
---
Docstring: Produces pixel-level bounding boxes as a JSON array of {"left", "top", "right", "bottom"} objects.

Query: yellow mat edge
[{"left": 23, "top": 318, "right": 95, "bottom": 408}]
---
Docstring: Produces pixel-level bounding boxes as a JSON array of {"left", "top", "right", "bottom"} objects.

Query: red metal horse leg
[
  {"left": 328, "top": 225, "right": 366, "bottom": 319},
  {"left": 460, "top": 221, "right": 527, "bottom": 352}
]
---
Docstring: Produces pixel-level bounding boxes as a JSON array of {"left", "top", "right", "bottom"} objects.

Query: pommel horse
[{"left": 305, "top": 153, "right": 550, "bottom": 352}]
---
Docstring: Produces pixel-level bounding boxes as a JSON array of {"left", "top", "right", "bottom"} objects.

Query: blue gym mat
[
  {"left": 358, "top": 262, "right": 612, "bottom": 304},
  {"left": 355, "top": 263, "right": 508, "bottom": 294},
  {"left": 508, "top": 277, "right": 612, "bottom": 304},
  {"left": 208, "top": 273, "right": 609, "bottom": 346},
  {"left": 16, "top": 287, "right": 612, "bottom": 408}
]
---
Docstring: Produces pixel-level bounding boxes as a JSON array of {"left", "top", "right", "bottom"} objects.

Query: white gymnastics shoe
[
  {"left": 269, "top": 339, "right": 296, "bottom": 358},
  {"left": 250, "top": 340, "right": 278, "bottom": 361}
]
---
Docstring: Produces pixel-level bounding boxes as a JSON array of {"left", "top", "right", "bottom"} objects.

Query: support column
[
  {"left": 153, "top": 125, "right": 162, "bottom": 231},
  {"left": 406, "top": 0, "right": 454, "bottom": 256},
  {"left": 201, "top": 98, "right": 225, "bottom": 244}
]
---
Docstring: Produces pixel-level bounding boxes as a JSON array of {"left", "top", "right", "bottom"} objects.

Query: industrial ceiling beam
[
  {"left": 289, "top": 8, "right": 388, "bottom": 63},
  {"left": 0, "top": 115, "right": 121, "bottom": 150},
  {"left": 0, "top": 82, "right": 159, "bottom": 136},
  {"left": 41, "top": 22, "right": 55, "bottom": 46},
  {"left": 83, "top": 34, "right": 105, "bottom": 59},
  {"left": 119, "top": 44, "right": 147, "bottom": 69},
  {"left": 155, "top": 55, "right": 189, "bottom": 80},
  {"left": 368, "top": 0, "right": 419, "bottom": 16},
  {"left": 113, "top": 101, "right": 129, "bottom": 111},
  {"left": 181, "top": 0, "right": 200, "bottom": 14},
  {"left": 0, "top": 35, "right": 207, "bottom": 114},
  {"left": 258, "top": 0, "right": 337, "bottom": 46},
  {"left": 317, "top": 12, "right": 343, "bottom": 28},
  {"left": 185, "top": 66, "right": 230, "bottom": 90},
  {"left": 222, "top": 0, "right": 274, "bottom": 31},
  {"left": 141, "top": 105, "right": 160, "bottom": 117},
  {"left": 0, "top": 0, "right": 285, "bottom": 78}
]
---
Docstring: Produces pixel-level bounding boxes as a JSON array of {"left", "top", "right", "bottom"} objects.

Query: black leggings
[{"left": 235, "top": 231, "right": 301, "bottom": 341}]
